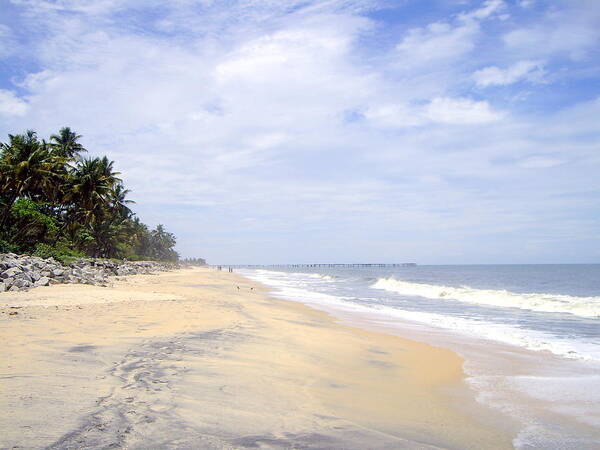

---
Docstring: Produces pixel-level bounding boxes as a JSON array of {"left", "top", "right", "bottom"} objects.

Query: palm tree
[
  {"left": 0, "top": 130, "right": 65, "bottom": 228},
  {"left": 65, "top": 156, "right": 122, "bottom": 225},
  {"left": 49, "top": 127, "right": 86, "bottom": 159},
  {"left": 111, "top": 183, "right": 135, "bottom": 220},
  {"left": 150, "top": 224, "right": 178, "bottom": 261}
]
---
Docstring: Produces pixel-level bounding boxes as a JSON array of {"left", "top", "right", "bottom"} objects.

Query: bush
[
  {"left": 0, "top": 239, "right": 16, "bottom": 253},
  {"left": 33, "top": 242, "right": 84, "bottom": 265}
]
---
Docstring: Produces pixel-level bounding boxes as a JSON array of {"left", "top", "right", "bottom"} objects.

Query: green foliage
[
  {"left": 182, "top": 257, "right": 207, "bottom": 265},
  {"left": 33, "top": 242, "right": 84, "bottom": 265},
  {"left": 0, "top": 239, "right": 16, "bottom": 253},
  {"left": 0, "top": 128, "right": 182, "bottom": 262},
  {"left": 8, "top": 199, "right": 58, "bottom": 251},
  {"left": 11, "top": 198, "right": 58, "bottom": 232}
]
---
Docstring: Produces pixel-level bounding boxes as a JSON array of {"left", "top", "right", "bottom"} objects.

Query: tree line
[
  {"left": 181, "top": 257, "right": 206, "bottom": 266},
  {"left": 0, "top": 128, "right": 178, "bottom": 262}
]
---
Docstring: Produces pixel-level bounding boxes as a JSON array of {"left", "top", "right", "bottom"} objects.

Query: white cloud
[
  {"left": 473, "top": 60, "right": 544, "bottom": 87},
  {"left": 394, "top": 0, "right": 507, "bottom": 70},
  {"left": 0, "top": 24, "right": 15, "bottom": 58},
  {"left": 458, "top": 0, "right": 505, "bottom": 22},
  {"left": 0, "top": 89, "right": 28, "bottom": 116},
  {"left": 517, "top": 156, "right": 564, "bottom": 169},
  {"left": 395, "top": 21, "right": 478, "bottom": 68},
  {"left": 424, "top": 97, "right": 502, "bottom": 124},
  {"left": 364, "top": 104, "right": 425, "bottom": 128},
  {"left": 0, "top": 0, "right": 598, "bottom": 263},
  {"left": 365, "top": 97, "right": 503, "bottom": 128},
  {"left": 503, "top": 1, "right": 600, "bottom": 60}
]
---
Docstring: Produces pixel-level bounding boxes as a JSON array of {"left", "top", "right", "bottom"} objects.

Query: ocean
[{"left": 239, "top": 264, "right": 600, "bottom": 449}]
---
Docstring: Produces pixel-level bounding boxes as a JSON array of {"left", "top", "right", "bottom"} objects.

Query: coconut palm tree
[
  {"left": 0, "top": 131, "right": 66, "bottom": 227},
  {"left": 1, "top": 127, "right": 180, "bottom": 261},
  {"left": 49, "top": 127, "right": 86, "bottom": 159},
  {"left": 111, "top": 183, "right": 135, "bottom": 220},
  {"left": 65, "top": 156, "right": 122, "bottom": 225}
]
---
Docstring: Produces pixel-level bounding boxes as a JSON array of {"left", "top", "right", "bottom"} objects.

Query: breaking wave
[{"left": 371, "top": 278, "right": 600, "bottom": 318}]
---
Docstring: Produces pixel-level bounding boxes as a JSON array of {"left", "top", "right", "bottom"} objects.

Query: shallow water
[{"left": 239, "top": 264, "right": 600, "bottom": 449}]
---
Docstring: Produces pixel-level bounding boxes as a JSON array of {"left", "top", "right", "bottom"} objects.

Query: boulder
[
  {"left": 2, "top": 267, "right": 22, "bottom": 279},
  {"left": 11, "top": 278, "right": 31, "bottom": 290},
  {"left": 0, "top": 253, "right": 177, "bottom": 293},
  {"left": 34, "top": 277, "right": 50, "bottom": 287},
  {"left": 17, "top": 272, "right": 33, "bottom": 283}
]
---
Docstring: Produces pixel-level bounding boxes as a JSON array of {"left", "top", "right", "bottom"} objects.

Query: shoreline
[
  {"left": 239, "top": 267, "right": 600, "bottom": 448},
  {"left": 1, "top": 267, "right": 515, "bottom": 449}
]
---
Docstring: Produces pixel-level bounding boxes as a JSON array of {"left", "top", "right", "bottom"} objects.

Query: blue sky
[{"left": 1, "top": 0, "right": 599, "bottom": 264}]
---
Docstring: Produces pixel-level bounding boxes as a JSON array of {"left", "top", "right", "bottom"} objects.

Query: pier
[{"left": 218, "top": 263, "right": 417, "bottom": 269}]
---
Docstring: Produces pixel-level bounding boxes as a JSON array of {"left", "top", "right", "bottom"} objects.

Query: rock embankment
[{"left": 0, "top": 253, "right": 176, "bottom": 292}]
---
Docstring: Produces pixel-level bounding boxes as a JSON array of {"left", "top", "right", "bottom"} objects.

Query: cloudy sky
[{"left": 1, "top": 0, "right": 599, "bottom": 264}]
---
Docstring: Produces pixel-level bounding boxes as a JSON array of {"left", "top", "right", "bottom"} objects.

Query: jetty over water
[{"left": 222, "top": 263, "right": 417, "bottom": 268}]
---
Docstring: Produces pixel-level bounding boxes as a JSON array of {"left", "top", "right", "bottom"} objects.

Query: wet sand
[{"left": 1, "top": 267, "right": 514, "bottom": 449}]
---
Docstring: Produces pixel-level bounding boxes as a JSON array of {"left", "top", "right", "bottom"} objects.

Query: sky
[{"left": 0, "top": 0, "right": 599, "bottom": 264}]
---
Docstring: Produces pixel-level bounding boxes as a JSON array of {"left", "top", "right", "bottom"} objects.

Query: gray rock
[
  {"left": 17, "top": 272, "right": 33, "bottom": 283},
  {"left": 0, "top": 282, "right": 5, "bottom": 292},
  {"left": 35, "top": 277, "right": 50, "bottom": 287},
  {"left": 0, "top": 253, "right": 177, "bottom": 293},
  {"left": 2, "top": 267, "right": 22, "bottom": 278}
]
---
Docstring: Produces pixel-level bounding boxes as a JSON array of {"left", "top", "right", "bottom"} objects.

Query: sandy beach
[{"left": 1, "top": 267, "right": 514, "bottom": 449}]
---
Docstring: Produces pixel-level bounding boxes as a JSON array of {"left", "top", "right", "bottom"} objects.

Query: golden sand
[{"left": 0, "top": 267, "right": 513, "bottom": 449}]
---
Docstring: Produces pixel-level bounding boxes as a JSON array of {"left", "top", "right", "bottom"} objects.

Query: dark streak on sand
[
  {"left": 68, "top": 345, "right": 97, "bottom": 353},
  {"left": 45, "top": 328, "right": 245, "bottom": 450},
  {"left": 43, "top": 325, "right": 425, "bottom": 450}
]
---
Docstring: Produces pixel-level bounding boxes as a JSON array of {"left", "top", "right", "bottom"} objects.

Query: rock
[
  {"left": 1, "top": 267, "right": 22, "bottom": 279},
  {"left": 17, "top": 272, "right": 33, "bottom": 283},
  {"left": 0, "top": 253, "right": 177, "bottom": 293},
  {"left": 67, "top": 275, "right": 79, "bottom": 283},
  {"left": 34, "top": 276, "right": 50, "bottom": 287},
  {"left": 14, "top": 278, "right": 32, "bottom": 289}
]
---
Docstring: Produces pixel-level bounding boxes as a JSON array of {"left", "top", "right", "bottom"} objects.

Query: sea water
[{"left": 239, "top": 265, "right": 600, "bottom": 449}]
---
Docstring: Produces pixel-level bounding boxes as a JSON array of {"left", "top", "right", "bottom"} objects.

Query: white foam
[
  {"left": 242, "top": 270, "right": 600, "bottom": 362},
  {"left": 372, "top": 277, "right": 600, "bottom": 318},
  {"left": 241, "top": 269, "right": 600, "bottom": 447}
]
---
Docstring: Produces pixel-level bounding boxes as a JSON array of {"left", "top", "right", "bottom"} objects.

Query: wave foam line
[
  {"left": 371, "top": 278, "right": 600, "bottom": 318},
  {"left": 243, "top": 271, "right": 599, "bottom": 362}
]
